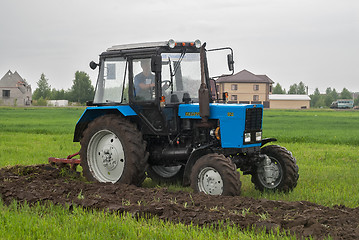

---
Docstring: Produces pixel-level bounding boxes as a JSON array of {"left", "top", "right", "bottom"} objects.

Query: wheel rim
[
  {"left": 257, "top": 156, "right": 283, "bottom": 189},
  {"left": 197, "top": 167, "right": 223, "bottom": 195},
  {"left": 87, "top": 130, "right": 125, "bottom": 183},
  {"left": 151, "top": 165, "right": 182, "bottom": 178}
]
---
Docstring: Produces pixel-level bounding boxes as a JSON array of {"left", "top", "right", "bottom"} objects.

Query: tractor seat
[{"left": 170, "top": 94, "right": 179, "bottom": 103}]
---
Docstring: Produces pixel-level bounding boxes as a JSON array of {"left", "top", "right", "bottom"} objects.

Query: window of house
[
  {"left": 2, "top": 90, "right": 10, "bottom": 98},
  {"left": 269, "top": 85, "right": 272, "bottom": 93},
  {"left": 231, "top": 95, "right": 237, "bottom": 101},
  {"left": 253, "top": 84, "right": 259, "bottom": 91},
  {"left": 253, "top": 95, "right": 259, "bottom": 101},
  {"left": 231, "top": 84, "right": 238, "bottom": 91}
]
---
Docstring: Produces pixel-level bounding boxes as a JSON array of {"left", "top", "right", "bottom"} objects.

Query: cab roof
[
  {"left": 101, "top": 40, "right": 201, "bottom": 58},
  {"left": 107, "top": 41, "right": 169, "bottom": 52}
]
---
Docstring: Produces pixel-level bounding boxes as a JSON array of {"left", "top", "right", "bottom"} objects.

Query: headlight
[
  {"left": 256, "top": 132, "right": 262, "bottom": 141},
  {"left": 168, "top": 39, "right": 176, "bottom": 48},
  {"left": 194, "top": 39, "right": 201, "bottom": 48},
  {"left": 244, "top": 133, "right": 251, "bottom": 143}
]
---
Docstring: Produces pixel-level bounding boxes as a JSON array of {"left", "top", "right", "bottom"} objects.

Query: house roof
[
  {"left": 216, "top": 69, "right": 274, "bottom": 84},
  {"left": 269, "top": 94, "right": 311, "bottom": 101},
  {"left": 0, "top": 70, "right": 29, "bottom": 89}
]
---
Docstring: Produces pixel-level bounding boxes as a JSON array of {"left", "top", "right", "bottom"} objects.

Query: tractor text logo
[{"left": 185, "top": 112, "right": 200, "bottom": 116}]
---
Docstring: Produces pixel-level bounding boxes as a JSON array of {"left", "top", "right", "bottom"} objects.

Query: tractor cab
[{"left": 88, "top": 40, "right": 233, "bottom": 137}]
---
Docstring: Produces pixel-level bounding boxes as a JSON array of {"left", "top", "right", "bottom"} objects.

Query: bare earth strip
[{"left": 1, "top": 164, "right": 358, "bottom": 240}]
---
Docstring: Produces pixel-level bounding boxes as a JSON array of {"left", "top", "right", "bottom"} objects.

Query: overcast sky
[{"left": 1, "top": 0, "right": 358, "bottom": 94}]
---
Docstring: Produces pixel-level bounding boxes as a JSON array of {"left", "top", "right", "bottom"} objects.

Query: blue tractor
[{"left": 73, "top": 40, "right": 299, "bottom": 196}]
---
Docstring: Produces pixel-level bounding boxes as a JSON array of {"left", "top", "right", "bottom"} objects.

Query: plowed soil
[{"left": 1, "top": 164, "right": 358, "bottom": 240}]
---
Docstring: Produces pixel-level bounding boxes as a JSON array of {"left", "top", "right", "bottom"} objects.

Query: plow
[{"left": 48, "top": 152, "right": 80, "bottom": 171}]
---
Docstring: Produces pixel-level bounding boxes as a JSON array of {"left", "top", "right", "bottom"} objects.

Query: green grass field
[{"left": 1, "top": 107, "right": 359, "bottom": 239}]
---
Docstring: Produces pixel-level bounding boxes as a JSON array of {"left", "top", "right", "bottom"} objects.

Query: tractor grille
[{"left": 245, "top": 108, "right": 262, "bottom": 131}]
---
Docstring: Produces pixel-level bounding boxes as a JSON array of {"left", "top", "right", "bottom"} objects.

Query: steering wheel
[
  {"left": 161, "top": 80, "right": 171, "bottom": 91},
  {"left": 161, "top": 80, "right": 171, "bottom": 85}
]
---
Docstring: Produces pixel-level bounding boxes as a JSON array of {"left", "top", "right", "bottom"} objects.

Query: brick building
[
  {"left": 0, "top": 70, "right": 32, "bottom": 106},
  {"left": 216, "top": 69, "right": 273, "bottom": 108}
]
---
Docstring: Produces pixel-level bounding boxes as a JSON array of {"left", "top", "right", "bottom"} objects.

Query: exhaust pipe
[{"left": 199, "top": 43, "right": 210, "bottom": 123}]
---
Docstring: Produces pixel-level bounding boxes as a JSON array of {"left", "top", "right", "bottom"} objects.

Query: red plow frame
[{"left": 48, "top": 152, "right": 81, "bottom": 170}]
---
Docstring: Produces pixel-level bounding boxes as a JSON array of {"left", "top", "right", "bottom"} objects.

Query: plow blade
[{"left": 48, "top": 152, "right": 81, "bottom": 170}]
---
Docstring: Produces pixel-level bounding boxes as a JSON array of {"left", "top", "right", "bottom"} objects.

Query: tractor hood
[{"left": 178, "top": 103, "right": 263, "bottom": 149}]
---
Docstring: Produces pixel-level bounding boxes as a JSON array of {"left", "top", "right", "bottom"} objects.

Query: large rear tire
[
  {"left": 80, "top": 115, "right": 148, "bottom": 186},
  {"left": 251, "top": 145, "right": 299, "bottom": 192},
  {"left": 190, "top": 153, "right": 241, "bottom": 196},
  {"left": 147, "top": 165, "right": 184, "bottom": 185}
]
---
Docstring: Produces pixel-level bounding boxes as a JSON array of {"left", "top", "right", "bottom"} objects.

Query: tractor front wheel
[
  {"left": 80, "top": 115, "right": 148, "bottom": 186},
  {"left": 190, "top": 153, "right": 241, "bottom": 196},
  {"left": 251, "top": 145, "right": 299, "bottom": 192}
]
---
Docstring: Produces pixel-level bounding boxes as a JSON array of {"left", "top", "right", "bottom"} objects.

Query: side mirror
[
  {"left": 151, "top": 55, "right": 162, "bottom": 73},
  {"left": 89, "top": 61, "right": 98, "bottom": 70},
  {"left": 227, "top": 54, "right": 234, "bottom": 72},
  {"left": 207, "top": 47, "right": 234, "bottom": 78}
]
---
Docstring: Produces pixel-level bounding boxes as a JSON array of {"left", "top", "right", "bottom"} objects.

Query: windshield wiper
[
  {"left": 172, "top": 49, "right": 186, "bottom": 77},
  {"left": 168, "top": 57, "right": 174, "bottom": 92}
]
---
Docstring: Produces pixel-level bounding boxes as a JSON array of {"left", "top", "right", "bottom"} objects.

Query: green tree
[
  {"left": 272, "top": 83, "right": 285, "bottom": 94},
  {"left": 310, "top": 88, "right": 321, "bottom": 107},
  {"left": 32, "top": 73, "right": 51, "bottom": 100},
  {"left": 322, "top": 87, "right": 334, "bottom": 107},
  {"left": 288, "top": 83, "right": 298, "bottom": 94},
  {"left": 325, "top": 87, "right": 332, "bottom": 95},
  {"left": 297, "top": 81, "right": 307, "bottom": 94},
  {"left": 32, "top": 97, "right": 48, "bottom": 106},
  {"left": 340, "top": 88, "right": 352, "bottom": 99},
  {"left": 51, "top": 88, "right": 67, "bottom": 100},
  {"left": 68, "top": 71, "right": 94, "bottom": 104},
  {"left": 329, "top": 88, "right": 338, "bottom": 101},
  {"left": 354, "top": 95, "right": 359, "bottom": 106}
]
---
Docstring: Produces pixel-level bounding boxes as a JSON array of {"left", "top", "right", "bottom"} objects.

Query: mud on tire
[
  {"left": 80, "top": 114, "right": 148, "bottom": 186},
  {"left": 190, "top": 153, "right": 241, "bottom": 196},
  {"left": 251, "top": 145, "right": 299, "bottom": 192}
]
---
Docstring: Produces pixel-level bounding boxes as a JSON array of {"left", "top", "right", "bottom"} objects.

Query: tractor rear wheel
[
  {"left": 80, "top": 115, "right": 148, "bottom": 186},
  {"left": 251, "top": 145, "right": 299, "bottom": 192},
  {"left": 190, "top": 153, "right": 241, "bottom": 196},
  {"left": 147, "top": 165, "right": 184, "bottom": 185}
]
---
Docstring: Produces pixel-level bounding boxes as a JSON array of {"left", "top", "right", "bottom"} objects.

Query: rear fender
[{"left": 73, "top": 106, "right": 137, "bottom": 142}]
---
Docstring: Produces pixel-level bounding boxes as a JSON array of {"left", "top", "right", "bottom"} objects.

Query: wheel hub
[
  {"left": 101, "top": 148, "right": 119, "bottom": 171},
  {"left": 258, "top": 155, "right": 282, "bottom": 188},
  {"left": 198, "top": 167, "right": 223, "bottom": 195},
  {"left": 263, "top": 163, "right": 280, "bottom": 184},
  {"left": 88, "top": 130, "right": 125, "bottom": 183}
]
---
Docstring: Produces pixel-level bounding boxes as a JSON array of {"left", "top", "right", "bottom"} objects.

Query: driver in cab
[{"left": 134, "top": 59, "right": 155, "bottom": 100}]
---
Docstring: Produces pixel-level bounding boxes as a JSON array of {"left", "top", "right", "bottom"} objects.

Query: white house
[
  {"left": 269, "top": 94, "right": 311, "bottom": 109},
  {"left": 47, "top": 100, "right": 69, "bottom": 107}
]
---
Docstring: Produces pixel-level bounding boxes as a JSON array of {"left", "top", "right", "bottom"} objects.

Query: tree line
[
  {"left": 33, "top": 73, "right": 359, "bottom": 108},
  {"left": 32, "top": 71, "right": 94, "bottom": 105},
  {"left": 272, "top": 81, "right": 358, "bottom": 108}
]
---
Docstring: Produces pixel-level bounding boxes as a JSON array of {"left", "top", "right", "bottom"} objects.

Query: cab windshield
[
  {"left": 93, "top": 52, "right": 202, "bottom": 104},
  {"left": 161, "top": 52, "right": 201, "bottom": 103}
]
